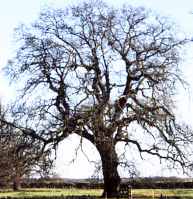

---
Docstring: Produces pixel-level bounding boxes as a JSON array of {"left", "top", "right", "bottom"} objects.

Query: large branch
[{"left": 118, "top": 138, "right": 187, "bottom": 168}]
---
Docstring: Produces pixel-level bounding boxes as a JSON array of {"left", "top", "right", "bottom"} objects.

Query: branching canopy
[
  {"left": 0, "top": 105, "right": 53, "bottom": 186},
  {"left": 5, "top": 0, "right": 193, "bottom": 178}
]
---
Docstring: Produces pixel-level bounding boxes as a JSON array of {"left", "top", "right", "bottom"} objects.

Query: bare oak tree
[
  {"left": 5, "top": 1, "right": 193, "bottom": 197},
  {"left": 0, "top": 105, "right": 53, "bottom": 190}
]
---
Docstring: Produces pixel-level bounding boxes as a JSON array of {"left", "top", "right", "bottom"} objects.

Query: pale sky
[{"left": 1, "top": 0, "right": 193, "bottom": 178}]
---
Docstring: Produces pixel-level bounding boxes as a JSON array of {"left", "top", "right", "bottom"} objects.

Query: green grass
[
  {"left": 0, "top": 188, "right": 193, "bottom": 198},
  {"left": 0, "top": 188, "right": 102, "bottom": 198},
  {"left": 133, "top": 189, "right": 193, "bottom": 198}
]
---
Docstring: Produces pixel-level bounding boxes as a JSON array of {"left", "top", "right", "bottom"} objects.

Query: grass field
[
  {"left": 133, "top": 189, "right": 193, "bottom": 198},
  {"left": 0, "top": 188, "right": 102, "bottom": 198},
  {"left": 0, "top": 188, "right": 193, "bottom": 198}
]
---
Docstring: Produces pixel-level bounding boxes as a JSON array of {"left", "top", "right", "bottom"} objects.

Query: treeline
[
  {"left": 20, "top": 178, "right": 103, "bottom": 189},
  {"left": 128, "top": 177, "right": 193, "bottom": 189},
  {"left": 1, "top": 177, "right": 193, "bottom": 189},
  {"left": 19, "top": 177, "right": 193, "bottom": 189}
]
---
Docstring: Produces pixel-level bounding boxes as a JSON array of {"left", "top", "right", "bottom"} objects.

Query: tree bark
[
  {"left": 97, "top": 141, "right": 121, "bottom": 198},
  {"left": 13, "top": 174, "right": 21, "bottom": 191}
]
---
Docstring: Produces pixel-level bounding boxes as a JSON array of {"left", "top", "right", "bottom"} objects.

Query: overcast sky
[{"left": 1, "top": 0, "right": 193, "bottom": 178}]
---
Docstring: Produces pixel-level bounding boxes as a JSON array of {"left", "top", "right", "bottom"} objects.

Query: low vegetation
[
  {"left": 0, "top": 188, "right": 193, "bottom": 198},
  {"left": 0, "top": 188, "right": 102, "bottom": 198},
  {"left": 134, "top": 189, "right": 193, "bottom": 198}
]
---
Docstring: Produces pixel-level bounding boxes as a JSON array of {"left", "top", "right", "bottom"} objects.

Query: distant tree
[
  {"left": 4, "top": 1, "right": 193, "bottom": 197},
  {"left": 0, "top": 105, "right": 53, "bottom": 190}
]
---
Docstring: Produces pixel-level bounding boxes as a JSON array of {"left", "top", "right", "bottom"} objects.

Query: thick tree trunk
[
  {"left": 13, "top": 175, "right": 21, "bottom": 191},
  {"left": 98, "top": 142, "right": 121, "bottom": 198}
]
